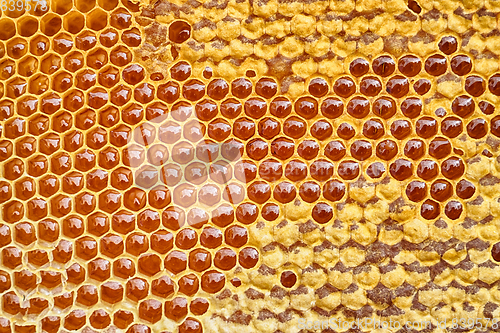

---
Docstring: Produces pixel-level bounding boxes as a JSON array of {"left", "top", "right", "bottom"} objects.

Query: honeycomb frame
[{"left": 1, "top": 0, "right": 500, "bottom": 332}]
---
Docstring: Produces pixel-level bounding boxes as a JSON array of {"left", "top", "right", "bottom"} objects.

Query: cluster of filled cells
[
  {"left": 127, "top": 34, "right": 495, "bottom": 224},
  {"left": 0, "top": 2, "right": 256, "bottom": 333}
]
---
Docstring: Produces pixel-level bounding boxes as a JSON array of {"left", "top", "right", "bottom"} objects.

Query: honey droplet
[{"left": 280, "top": 271, "right": 297, "bottom": 288}]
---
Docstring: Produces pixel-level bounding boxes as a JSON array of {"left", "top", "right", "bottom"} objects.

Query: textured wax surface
[{"left": 2, "top": 0, "right": 500, "bottom": 333}]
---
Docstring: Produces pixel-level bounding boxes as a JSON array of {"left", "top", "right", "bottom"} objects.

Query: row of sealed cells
[
  {"left": 163, "top": 60, "right": 483, "bottom": 106},
  {"left": 346, "top": 53, "right": 480, "bottom": 81},
  {"left": 406, "top": 178, "right": 476, "bottom": 203},
  {"left": 243, "top": 157, "right": 466, "bottom": 203},
  {"left": 197, "top": 114, "right": 493, "bottom": 153},
  {"left": 156, "top": 93, "right": 487, "bottom": 134}
]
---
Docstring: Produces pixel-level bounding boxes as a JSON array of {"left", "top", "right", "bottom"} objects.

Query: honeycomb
[{"left": 2, "top": 0, "right": 500, "bottom": 332}]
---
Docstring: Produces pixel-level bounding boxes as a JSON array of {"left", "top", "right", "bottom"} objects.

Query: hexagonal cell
[
  {"left": 30, "top": 35, "right": 50, "bottom": 56},
  {"left": 63, "top": 89, "right": 85, "bottom": 112},
  {"left": 30, "top": 0, "right": 50, "bottom": 16},
  {"left": 75, "top": 108, "right": 96, "bottom": 130},
  {"left": 6, "top": 77, "right": 27, "bottom": 99},
  {"left": 0, "top": 140, "right": 14, "bottom": 162},
  {"left": 41, "top": 53, "right": 62, "bottom": 75},
  {"left": 17, "top": 96, "right": 37, "bottom": 117},
  {"left": 65, "top": 51, "right": 85, "bottom": 73},
  {"left": 87, "top": 48, "right": 108, "bottom": 70},
  {"left": 87, "top": 8, "right": 108, "bottom": 31},
  {"left": 4, "top": 4, "right": 25, "bottom": 18},
  {"left": 4, "top": 117, "right": 25, "bottom": 139},
  {"left": 98, "top": 0, "right": 118, "bottom": 10},
  {"left": 0, "top": 19, "right": 16, "bottom": 41},
  {"left": 63, "top": 11, "right": 85, "bottom": 35},
  {"left": 53, "top": 33, "right": 74, "bottom": 55},
  {"left": 28, "top": 114, "right": 49, "bottom": 135},
  {"left": 6, "top": 37, "right": 28, "bottom": 59},
  {"left": 41, "top": 14, "right": 62, "bottom": 37},
  {"left": 76, "top": 0, "right": 96, "bottom": 12},
  {"left": 75, "top": 31, "right": 97, "bottom": 51},
  {"left": 15, "top": 137, "right": 37, "bottom": 158},
  {"left": 75, "top": 69, "right": 96, "bottom": 90},
  {"left": 41, "top": 92, "right": 62, "bottom": 114},
  {"left": 0, "top": 59, "right": 16, "bottom": 80},
  {"left": 52, "top": 71, "right": 73, "bottom": 93},
  {"left": 18, "top": 56, "right": 39, "bottom": 77},
  {"left": 51, "top": 0, "right": 72, "bottom": 15},
  {"left": 110, "top": 8, "right": 132, "bottom": 30},
  {"left": 52, "top": 111, "right": 73, "bottom": 133},
  {"left": 29, "top": 74, "right": 49, "bottom": 95},
  {"left": 17, "top": 17, "right": 39, "bottom": 38}
]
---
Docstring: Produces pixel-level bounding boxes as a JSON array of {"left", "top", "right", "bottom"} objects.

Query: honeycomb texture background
[{"left": 2, "top": 0, "right": 500, "bottom": 332}]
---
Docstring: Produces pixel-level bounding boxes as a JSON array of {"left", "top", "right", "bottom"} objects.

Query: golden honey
[{"left": 1, "top": 0, "right": 500, "bottom": 332}]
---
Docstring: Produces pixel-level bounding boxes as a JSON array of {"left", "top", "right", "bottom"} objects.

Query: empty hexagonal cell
[
  {"left": 17, "top": 17, "right": 39, "bottom": 38},
  {"left": 0, "top": 19, "right": 16, "bottom": 41},
  {"left": 41, "top": 14, "right": 62, "bottom": 36},
  {"left": 87, "top": 8, "right": 108, "bottom": 31}
]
